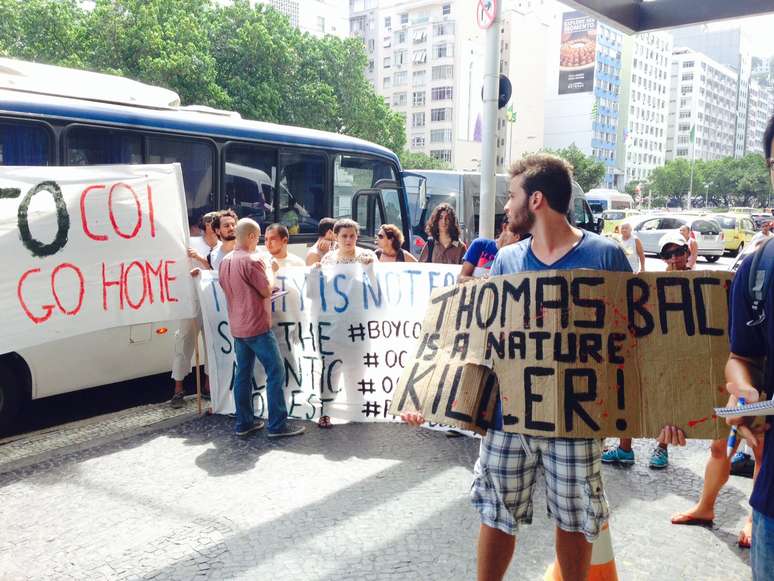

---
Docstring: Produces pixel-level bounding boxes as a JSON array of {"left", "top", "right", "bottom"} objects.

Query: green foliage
[
  {"left": 399, "top": 150, "right": 451, "bottom": 170},
  {"left": 0, "top": 0, "right": 405, "bottom": 152},
  {"left": 638, "top": 154, "right": 772, "bottom": 208},
  {"left": 540, "top": 144, "right": 606, "bottom": 192}
]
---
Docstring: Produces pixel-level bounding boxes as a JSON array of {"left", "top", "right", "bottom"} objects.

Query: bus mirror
[{"left": 352, "top": 189, "right": 387, "bottom": 237}]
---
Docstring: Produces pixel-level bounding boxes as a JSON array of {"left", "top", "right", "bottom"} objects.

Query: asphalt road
[{"left": 7, "top": 254, "right": 736, "bottom": 438}]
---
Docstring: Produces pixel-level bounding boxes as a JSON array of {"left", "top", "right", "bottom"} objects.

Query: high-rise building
[
  {"left": 665, "top": 48, "right": 738, "bottom": 162},
  {"left": 746, "top": 79, "right": 774, "bottom": 155},
  {"left": 544, "top": 9, "right": 625, "bottom": 189},
  {"left": 349, "top": 0, "right": 521, "bottom": 170},
  {"left": 671, "top": 26, "right": 755, "bottom": 157},
  {"left": 618, "top": 31, "right": 673, "bottom": 187},
  {"left": 255, "top": 0, "right": 350, "bottom": 38}
]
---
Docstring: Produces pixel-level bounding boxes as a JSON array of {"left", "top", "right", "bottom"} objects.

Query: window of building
[
  {"left": 431, "top": 107, "right": 452, "bottom": 122},
  {"left": 431, "top": 86, "right": 453, "bottom": 100},
  {"left": 432, "top": 64, "right": 453, "bottom": 80},
  {"left": 383, "top": 76, "right": 391, "bottom": 88},
  {"left": 368, "top": 38, "right": 375, "bottom": 52},
  {"left": 368, "top": 60, "right": 374, "bottom": 72},
  {"left": 430, "top": 129, "right": 452, "bottom": 143},
  {"left": 412, "top": 112, "right": 426, "bottom": 127},
  {"left": 397, "top": 30, "right": 406, "bottom": 44},
  {"left": 442, "top": 4, "right": 451, "bottom": 16},
  {"left": 433, "top": 43, "right": 453, "bottom": 58},
  {"left": 430, "top": 149, "right": 452, "bottom": 162},
  {"left": 384, "top": 16, "right": 391, "bottom": 29},
  {"left": 412, "top": 91, "right": 426, "bottom": 107},
  {"left": 400, "top": 12, "right": 408, "bottom": 25},
  {"left": 433, "top": 22, "right": 454, "bottom": 36},
  {"left": 393, "top": 92, "right": 407, "bottom": 106},
  {"left": 317, "top": 16, "right": 325, "bottom": 33},
  {"left": 412, "top": 70, "right": 426, "bottom": 86},
  {"left": 413, "top": 49, "right": 427, "bottom": 64},
  {"left": 413, "top": 30, "right": 427, "bottom": 43},
  {"left": 394, "top": 70, "right": 408, "bottom": 85},
  {"left": 383, "top": 56, "right": 391, "bottom": 68},
  {"left": 411, "top": 136, "right": 425, "bottom": 148}
]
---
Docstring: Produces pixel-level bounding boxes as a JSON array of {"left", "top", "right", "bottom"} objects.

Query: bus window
[
  {"left": 278, "top": 151, "right": 326, "bottom": 235},
  {"left": 147, "top": 135, "right": 215, "bottom": 216},
  {"left": 0, "top": 121, "right": 51, "bottom": 165},
  {"left": 65, "top": 126, "right": 142, "bottom": 166},
  {"left": 333, "top": 154, "right": 398, "bottom": 223},
  {"left": 224, "top": 143, "right": 277, "bottom": 230}
]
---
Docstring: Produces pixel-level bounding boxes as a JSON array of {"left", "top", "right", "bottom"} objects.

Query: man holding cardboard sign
[{"left": 402, "top": 154, "right": 687, "bottom": 581}]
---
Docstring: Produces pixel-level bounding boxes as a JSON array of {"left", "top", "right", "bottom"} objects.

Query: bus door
[{"left": 351, "top": 187, "right": 387, "bottom": 248}]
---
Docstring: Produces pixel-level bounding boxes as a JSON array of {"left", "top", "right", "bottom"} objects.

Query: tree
[
  {"left": 540, "top": 144, "right": 605, "bottom": 192},
  {"left": 398, "top": 150, "right": 451, "bottom": 170}
]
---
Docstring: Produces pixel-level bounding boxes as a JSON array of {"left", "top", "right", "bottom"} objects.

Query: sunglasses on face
[{"left": 661, "top": 247, "right": 688, "bottom": 260}]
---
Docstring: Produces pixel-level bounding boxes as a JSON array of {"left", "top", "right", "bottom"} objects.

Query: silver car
[{"left": 629, "top": 214, "right": 724, "bottom": 262}]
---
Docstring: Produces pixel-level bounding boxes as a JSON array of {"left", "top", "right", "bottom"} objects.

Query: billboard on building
[{"left": 558, "top": 11, "right": 597, "bottom": 95}]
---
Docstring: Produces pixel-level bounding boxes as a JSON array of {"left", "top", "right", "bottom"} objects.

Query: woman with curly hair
[
  {"left": 376, "top": 224, "right": 418, "bottom": 263},
  {"left": 418, "top": 202, "right": 467, "bottom": 264}
]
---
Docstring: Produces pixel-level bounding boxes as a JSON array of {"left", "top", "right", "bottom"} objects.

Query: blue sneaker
[
  {"left": 649, "top": 447, "right": 669, "bottom": 469},
  {"left": 601, "top": 446, "right": 635, "bottom": 465},
  {"left": 731, "top": 451, "right": 749, "bottom": 464}
]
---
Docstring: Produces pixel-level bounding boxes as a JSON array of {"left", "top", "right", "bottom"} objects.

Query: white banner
[
  {"left": 197, "top": 263, "right": 461, "bottom": 423},
  {"left": 0, "top": 164, "right": 196, "bottom": 354}
]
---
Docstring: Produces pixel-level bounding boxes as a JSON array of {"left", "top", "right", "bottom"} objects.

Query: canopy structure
[{"left": 561, "top": 0, "right": 774, "bottom": 33}]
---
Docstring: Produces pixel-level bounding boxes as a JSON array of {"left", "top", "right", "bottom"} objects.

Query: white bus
[
  {"left": 0, "top": 58, "right": 418, "bottom": 432},
  {"left": 585, "top": 188, "right": 635, "bottom": 217}
]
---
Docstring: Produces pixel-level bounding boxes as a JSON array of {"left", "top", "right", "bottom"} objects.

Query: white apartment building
[
  {"left": 666, "top": 48, "right": 738, "bottom": 162},
  {"left": 255, "top": 0, "right": 350, "bottom": 38},
  {"left": 746, "top": 79, "right": 774, "bottom": 155},
  {"left": 349, "top": 0, "right": 511, "bottom": 170},
  {"left": 619, "top": 31, "right": 672, "bottom": 186}
]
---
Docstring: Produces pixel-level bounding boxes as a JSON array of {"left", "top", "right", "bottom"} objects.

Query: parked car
[
  {"left": 628, "top": 214, "right": 724, "bottom": 262},
  {"left": 714, "top": 214, "right": 755, "bottom": 255},
  {"left": 601, "top": 209, "right": 641, "bottom": 237}
]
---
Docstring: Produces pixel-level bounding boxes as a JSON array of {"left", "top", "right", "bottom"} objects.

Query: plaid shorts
[{"left": 470, "top": 430, "right": 609, "bottom": 541}]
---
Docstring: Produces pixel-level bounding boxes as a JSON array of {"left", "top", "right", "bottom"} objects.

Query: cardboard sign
[
  {"left": 197, "top": 264, "right": 461, "bottom": 423},
  {"left": 0, "top": 164, "right": 195, "bottom": 354},
  {"left": 390, "top": 270, "right": 733, "bottom": 439}
]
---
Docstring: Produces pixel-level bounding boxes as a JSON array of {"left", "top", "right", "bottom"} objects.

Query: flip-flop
[
  {"left": 671, "top": 514, "right": 714, "bottom": 527},
  {"left": 317, "top": 415, "right": 332, "bottom": 429},
  {"left": 738, "top": 537, "right": 751, "bottom": 549}
]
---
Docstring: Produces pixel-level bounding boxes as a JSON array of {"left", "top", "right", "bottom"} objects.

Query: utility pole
[{"left": 478, "top": 1, "right": 502, "bottom": 239}]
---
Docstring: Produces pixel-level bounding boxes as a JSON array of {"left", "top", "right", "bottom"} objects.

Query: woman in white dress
[{"left": 619, "top": 222, "right": 646, "bottom": 274}]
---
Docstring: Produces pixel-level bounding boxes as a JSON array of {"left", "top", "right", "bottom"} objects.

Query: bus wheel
[
  {"left": 0, "top": 362, "right": 23, "bottom": 436},
  {"left": 705, "top": 255, "right": 720, "bottom": 263}
]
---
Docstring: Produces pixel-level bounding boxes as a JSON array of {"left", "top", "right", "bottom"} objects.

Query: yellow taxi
[
  {"left": 714, "top": 214, "right": 756, "bottom": 255},
  {"left": 601, "top": 209, "right": 641, "bottom": 238}
]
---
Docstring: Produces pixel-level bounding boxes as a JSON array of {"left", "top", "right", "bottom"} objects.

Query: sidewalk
[{"left": 0, "top": 406, "right": 754, "bottom": 580}]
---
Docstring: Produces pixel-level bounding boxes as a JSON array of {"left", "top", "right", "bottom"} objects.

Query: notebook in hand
[{"left": 714, "top": 399, "right": 774, "bottom": 418}]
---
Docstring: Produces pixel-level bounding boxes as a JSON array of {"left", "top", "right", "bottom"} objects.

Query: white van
[{"left": 585, "top": 189, "right": 634, "bottom": 217}]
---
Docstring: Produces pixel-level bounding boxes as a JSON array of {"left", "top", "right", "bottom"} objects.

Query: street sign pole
[{"left": 479, "top": 0, "right": 501, "bottom": 239}]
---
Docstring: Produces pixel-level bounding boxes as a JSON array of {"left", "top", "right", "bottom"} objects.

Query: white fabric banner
[
  {"left": 0, "top": 164, "right": 195, "bottom": 354},
  {"left": 197, "top": 263, "right": 461, "bottom": 423}
]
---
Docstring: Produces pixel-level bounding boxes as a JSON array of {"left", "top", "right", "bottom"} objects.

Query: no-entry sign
[{"left": 477, "top": 0, "right": 497, "bottom": 29}]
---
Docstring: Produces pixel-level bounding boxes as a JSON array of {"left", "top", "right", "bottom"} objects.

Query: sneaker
[
  {"left": 730, "top": 453, "right": 755, "bottom": 478},
  {"left": 601, "top": 446, "right": 635, "bottom": 465},
  {"left": 649, "top": 447, "right": 669, "bottom": 469},
  {"left": 169, "top": 392, "right": 186, "bottom": 409},
  {"left": 235, "top": 420, "right": 265, "bottom": 437},
  {"left": 267, "top": 423, "right": 306, "bottom": 439}
]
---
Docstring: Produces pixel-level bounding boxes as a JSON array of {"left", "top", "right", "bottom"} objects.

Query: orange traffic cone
[{"left": 544, "top": 522, "right": 618, "bottom": 581}]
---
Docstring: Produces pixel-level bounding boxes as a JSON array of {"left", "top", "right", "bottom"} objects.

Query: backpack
[{"left": 746, "top": 237, "right": 774, "bottom": 327}]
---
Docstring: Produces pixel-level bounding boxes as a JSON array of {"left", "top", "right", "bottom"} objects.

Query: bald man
[{"left": 218, "top": 218, "right": 305, "bottom": 439}]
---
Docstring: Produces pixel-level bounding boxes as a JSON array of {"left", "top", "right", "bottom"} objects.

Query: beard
[
  {"left": 222, "top": 234, "right": 236, "bottom": 241},
  {"left": 508, "top": 197, "right": 535, "bottom": 236}
]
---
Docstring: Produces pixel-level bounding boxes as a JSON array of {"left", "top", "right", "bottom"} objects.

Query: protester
[
  {"left": 418, "top": 202, "right": 467, "bottom": 264},
  {"left": 306, "top": 217, "right": 337, "bottom": 265},
  {"left": 458, "top": 214, "right": 520, "bottom": 283},
  {"left": 208, "top": 209, "right": 238, "bottom": 271},
  {"left": 672, "top": 123, "right": 774, "bottom": 564},
  {"left": 403, "top": 154, "right": 686, "bottom": 580},
  {"left": 169, "top": 211, "right": 220, "bottom": 408},
  {"left": 320, "top": 218, "right": 377, "bottom": 266},
  {"left": 218, "top": 218, "right": 305, "bottom": 439},
  {"left": 679, "top": 224, "right": 699, "bottom": 269},
  {"left": 603, "top": 232, "right": 690, "bottom": 469},
  {"left": 618, "top": 222, "right": 646, "bottom": 274},
  {"left": 750, "top": 220, "right": 773, "bottom": 250},
  {"left": 264, "top": 223, "right": 305, "bottom": 269},
  {"left": 376, "top": 224, "right": 417, "bottom": 263}
]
